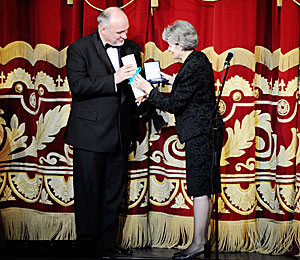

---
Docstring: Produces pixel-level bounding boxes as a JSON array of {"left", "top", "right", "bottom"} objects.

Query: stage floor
[{"left": 0, "top": 241, "right": 298, "bottom": 259}]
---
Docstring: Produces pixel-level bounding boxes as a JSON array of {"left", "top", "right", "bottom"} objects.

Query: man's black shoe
[{"left": 102, "top": 246, "right": 133, "bottom": 257}]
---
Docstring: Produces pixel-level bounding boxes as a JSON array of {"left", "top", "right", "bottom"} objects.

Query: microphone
[{"left": 224, "top": 50, "right": 235, "bottom": 65}]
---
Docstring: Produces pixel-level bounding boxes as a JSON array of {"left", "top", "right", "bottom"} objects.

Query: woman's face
[{"left": 167, "top": 43, "right": 183, "bottom": 59}]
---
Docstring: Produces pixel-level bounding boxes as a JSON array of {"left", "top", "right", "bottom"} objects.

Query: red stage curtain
[{"left": 0, "top": 0, "right": 300, "bottom": 255}]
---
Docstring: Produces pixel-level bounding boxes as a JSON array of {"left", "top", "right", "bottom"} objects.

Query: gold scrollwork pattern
[
  {"left": 0, "top": 173, "right": 6, "bottom": 194},
  {"left": 221, "top": 184, "right": 256, "bottom": 215},
  {"left": 256, "top": 182, "right": 284, "bottom": 214},
  {"left": 180, "top": 180, "right": 193, "bottom": 206},
  {"left": 149, "top": 175, "right": 179, "bottom": 206},
  {"left": 128, "top": 178, "right": 148, "bottom": 209},
  {"left": 0, "top": 68, "right": 73, "bottom": 208},
  {"left": 8, "top": 172, "right": 43, "bottom": 203},
  {"left": 44, "top": 176, "right": 74, "bottom": 207},
  {"left": 277, "top": 184, "right": 295, "bottom": 213}
]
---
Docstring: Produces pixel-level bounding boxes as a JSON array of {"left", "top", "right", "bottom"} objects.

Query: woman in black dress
[{"left": 132, "top": 20, "right": 224, "bottom": 259}]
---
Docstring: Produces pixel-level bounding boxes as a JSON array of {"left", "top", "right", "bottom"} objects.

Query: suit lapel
[
  {"left": 92, "top": 30, "right": 115, "bottom": 74},
  {"left": 119, "top": 43, "right": 133, "bottom": 104},
  {"left": 118, "top": 46, "right": 126, "bottom": 104},
  {"left": 172, "top": 50, "right": 196, "bottom": 90},
  {"left": 92, "top": 31, "right": 128, "bottom": 103}
]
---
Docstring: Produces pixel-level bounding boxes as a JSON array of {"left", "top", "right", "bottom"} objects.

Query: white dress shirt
[
  {"left": 106, "top": 47, "right": 120, "bottom": 72},
  {"left": 99, "top": 34, "right": 120, "bottom": 92}
]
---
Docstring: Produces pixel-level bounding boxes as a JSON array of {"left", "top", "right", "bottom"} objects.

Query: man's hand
[{"left": 114, "top": 64, "right": 137, "bottom": 84}]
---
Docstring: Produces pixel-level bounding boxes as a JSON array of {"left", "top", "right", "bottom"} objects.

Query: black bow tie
[{"left": 104, "top": 44, "right": 120, "bottom": 50}]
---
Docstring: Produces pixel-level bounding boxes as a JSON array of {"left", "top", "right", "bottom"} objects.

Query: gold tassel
[
  {"left": 150, "top": 0, "right": 159, "bottom": 16},
  {"left": 277, "top": 0, "right": 282, "bottom": 7}
]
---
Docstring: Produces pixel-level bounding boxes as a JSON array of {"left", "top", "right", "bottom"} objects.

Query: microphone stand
[{"left": 212, "top": 60, "right": 231, "bottom": 260}]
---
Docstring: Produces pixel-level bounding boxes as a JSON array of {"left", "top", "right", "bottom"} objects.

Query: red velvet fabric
[{"left": 0, "top": 0, "right": 300, "bottom": 254}]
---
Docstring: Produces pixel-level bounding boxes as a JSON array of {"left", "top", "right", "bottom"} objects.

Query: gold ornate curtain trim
[
  {"left": 1, "top": 41, "right": 299, "bottom": 72},
  {"left": 293, "top": 0, "right": 300, "bottom": 6},
  {"left": 144, "top": 42, "right": 300, "bottom": 72},
  {"left": 0, "top": 41, "right": 67, "bottom": 68},
  {"left": 84, "top": 0, "right": 135, "bottom": 11}
]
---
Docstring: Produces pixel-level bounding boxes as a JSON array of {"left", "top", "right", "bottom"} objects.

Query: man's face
[{"left": 100, "top": 15, "right": 129, "bottom": 46}]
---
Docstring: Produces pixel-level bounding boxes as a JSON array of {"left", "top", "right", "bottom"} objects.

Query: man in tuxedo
[{"left": 64, "top": 7, "right": 142, "bottom": 257}]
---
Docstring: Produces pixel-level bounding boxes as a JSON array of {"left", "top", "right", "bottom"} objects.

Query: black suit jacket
[
  {"left": 149, "top": 50, "right": 223, "bottom": 143},
  {"left": 65, "top": 30, "right": 142, "bottom": 153}
]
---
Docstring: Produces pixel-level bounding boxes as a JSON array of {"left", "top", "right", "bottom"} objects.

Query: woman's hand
[
  {"left": 135, "top": 96, "right": 148, "bottom": 104},
  {"left": 132, "top": 74, "right": 153, "bottom": 96},
  {"left": 160, "top": 71, "right": 175, "bottom": 84}
]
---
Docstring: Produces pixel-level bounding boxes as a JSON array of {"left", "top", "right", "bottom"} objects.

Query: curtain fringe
[
  {"left": 217, "top": 219, "right": 259, "bottom": 253},
  {"left": 118, "top": 212, "right": 193, "bottom": 249},
  {"left": 149, "top": 212, "right": 193, "bottom": 249},
  {"left": 218, "top": 219, "right": 299, "bottom": 255},
  {"left": 0, "top": 208, "right": 76, "bottom": 240},
  {"left": 292, "top": 220, "right": 300, "bottom": 256},
  {"left": 256, "top": 219, "right": 294, "bottom": 255},
  {"left": 1, "top": 208, "right": 300, "bottom": 255},
  {"left": 119, "top": 215, "right": 300, "bottom": 254},
  {"left": 118, "top": 214, "right": 151, "bottom": 248}
]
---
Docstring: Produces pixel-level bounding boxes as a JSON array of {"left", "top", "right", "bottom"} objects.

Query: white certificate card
[
  {"left": 144, "top": 61, "right": 162, "bottom": 82},
  {"left": 121, "top": 54, "right": 145, "bottom": 99}
]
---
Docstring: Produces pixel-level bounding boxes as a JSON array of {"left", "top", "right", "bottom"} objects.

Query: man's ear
[{"left": 99, "top": 25, "right": 107, "bottom": 35}]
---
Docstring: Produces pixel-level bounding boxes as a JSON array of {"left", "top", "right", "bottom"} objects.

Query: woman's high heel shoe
[
  {"left": 172, "top": 247, "right": 203, "bottom": 260},
  {"left": 172, "top": 240, "right": 211, "bottom": 260}
]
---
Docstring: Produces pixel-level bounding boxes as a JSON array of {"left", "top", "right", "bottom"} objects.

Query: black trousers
[{"left": 73, "top": 146, "right": 128, "bottom": 250}]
